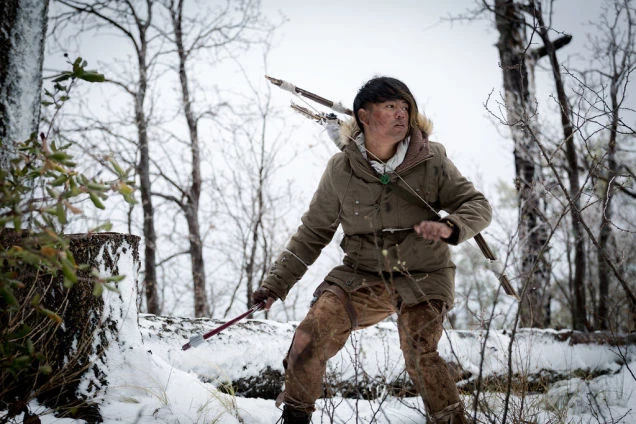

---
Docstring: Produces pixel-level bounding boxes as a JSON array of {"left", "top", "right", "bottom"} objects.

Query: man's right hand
[{"left": 252, "top": 286, "right": 277, "bottom": 310}]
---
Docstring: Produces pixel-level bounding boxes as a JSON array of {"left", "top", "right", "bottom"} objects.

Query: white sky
[
  {"left": 44, "top": 0, "right": 616, "bottom": 197},
  {"left": 44, "top": 0, "right": 619, "bottom": 192},
  {"left": 258, "top": 0, "right": 614, "bottom": 191},
  {"left": 42, "top": 0, "right": 627, "bottom": 318}
]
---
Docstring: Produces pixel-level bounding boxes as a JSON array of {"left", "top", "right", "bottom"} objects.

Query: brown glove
[{"left": 252, "top": 286, "right": 277, "bottom": 310}]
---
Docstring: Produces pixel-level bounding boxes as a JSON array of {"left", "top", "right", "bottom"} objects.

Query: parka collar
[{"left": 342, "top": 120, "right": 433, "bottom": 183}]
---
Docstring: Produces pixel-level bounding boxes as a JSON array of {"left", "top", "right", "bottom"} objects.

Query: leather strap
[
  {"left": 429, "top": 401, "right": 466, "bottom": 424},
  {"left": 390, "top": 181, "right": 459, "bottom": 242}
]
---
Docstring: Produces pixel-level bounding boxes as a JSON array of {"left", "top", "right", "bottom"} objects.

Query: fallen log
[{"left": 139, "top": 314, "right": 636, "bottom": 400}]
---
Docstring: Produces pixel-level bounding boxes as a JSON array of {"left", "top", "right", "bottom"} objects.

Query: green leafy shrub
[{"left": 0, "top": 57, "right": 135, "bottom": 421}]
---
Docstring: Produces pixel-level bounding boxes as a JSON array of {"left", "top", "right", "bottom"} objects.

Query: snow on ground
[
  {"left": 25, "top": 310, "right": 636, "bottom": 423},
  {"left": 9, "top": 244, "right": 636, "bottom": 423}
]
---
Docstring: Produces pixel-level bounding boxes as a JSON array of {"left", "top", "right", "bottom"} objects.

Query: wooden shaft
[
  {"left": 475, "top": 233, "right": 519, "bottom": 299},
  {"left": 265, "top": 75, "right": 353, "bottom": 116}
]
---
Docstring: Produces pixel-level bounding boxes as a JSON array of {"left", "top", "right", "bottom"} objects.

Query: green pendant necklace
[{"left": 380, "top": 173, "right": 390, "bottom": 185}]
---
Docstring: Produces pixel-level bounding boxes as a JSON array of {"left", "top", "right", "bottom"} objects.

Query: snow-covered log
[{"left": 140, "top": 313, "right": 636, "bottom": 401}]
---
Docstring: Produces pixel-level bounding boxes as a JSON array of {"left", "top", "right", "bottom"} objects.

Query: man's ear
[{"left": 357, "top": 108, "right": 369, "bottom": 127}]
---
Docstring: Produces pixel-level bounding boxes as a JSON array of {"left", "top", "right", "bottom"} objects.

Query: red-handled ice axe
[{"left": 181, "top": 301, "right": 265, "bottom": 351}]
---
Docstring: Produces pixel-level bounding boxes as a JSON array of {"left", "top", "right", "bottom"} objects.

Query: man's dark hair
[{"left": 353, "top": 76, "right": 419, "bottom": 134}]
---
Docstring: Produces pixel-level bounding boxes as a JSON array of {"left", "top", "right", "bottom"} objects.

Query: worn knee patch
[
  {"left": 280, "top": 294, "right": 352, "bottom": 413},
  {"left": 399, "top": 300, "right": 445, "bottom": 354},
  {"left": 287, "top": 327, "right": 313, "bottom": 366},
  {"left": 420, "top": 350, "right": 441, "bottom": 361},
  {"left": 285, "top": 295, "right": 350, "bottom": 370}
]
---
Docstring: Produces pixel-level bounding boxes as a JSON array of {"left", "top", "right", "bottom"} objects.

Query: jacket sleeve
[
  {"left": 436, "top": 147, "right": 492, "bottom": 245},
  {"left": 261, "top": 156, "right": 342, "bottom": 300}
]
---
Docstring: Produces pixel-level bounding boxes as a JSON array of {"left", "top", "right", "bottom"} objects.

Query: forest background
[
  {"left": 31, "top": 0, "right": 636, "bottom": 332},
  {"left": 1, "top": 0, "right": 636, "bottom": 422}
]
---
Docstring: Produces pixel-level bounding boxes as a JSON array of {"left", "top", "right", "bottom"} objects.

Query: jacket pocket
[{"left": 341, "top": 188, "right": 381, "bottom": 234}]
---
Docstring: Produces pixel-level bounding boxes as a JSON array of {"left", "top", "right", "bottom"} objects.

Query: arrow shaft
[{"left": 182, "top": 302, "right": 264, "bottom": 350}]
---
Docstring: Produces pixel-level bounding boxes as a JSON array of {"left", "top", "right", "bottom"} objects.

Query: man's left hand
[{"left": 413, "top": 221, "right": 452, "bottom": 241}]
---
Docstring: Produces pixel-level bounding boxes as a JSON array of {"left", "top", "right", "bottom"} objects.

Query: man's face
[{"left": 359, "top": 99, "right": 410, "bottom": 143}]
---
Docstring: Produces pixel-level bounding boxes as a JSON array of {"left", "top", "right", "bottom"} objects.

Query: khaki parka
[{"left": 262, "top": 118, "right": 492, "bottom": 308}]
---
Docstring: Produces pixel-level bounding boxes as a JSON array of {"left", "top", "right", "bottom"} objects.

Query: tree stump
[{"left": 1, "top": 231, "right": 140, "bottom": 423}]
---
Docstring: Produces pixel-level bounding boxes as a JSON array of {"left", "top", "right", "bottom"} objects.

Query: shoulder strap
[{"left": 390, "top": 179, "right": 441, "bottom": 221}]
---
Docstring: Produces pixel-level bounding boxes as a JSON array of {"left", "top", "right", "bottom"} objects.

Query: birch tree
[
  {"left": 492, "top": 0, "right": 552, "bottom": 328},
  {"left": 590, "top": 0, "right": 635, "bottom": 330},
  {"left": 522, "top": 0, "right": 589, "bottom": 331},
  {"left": 0, "top": 0, "right": 49, "bottom": 168},
  {"left": 572, "top": 0, "right": 636, "bottom": 330},
  {"left": 491, "top": 0, "right": 636, "bottom": 331},
  {"left": 149, "top": 0, "right": 270, "bottom": 317},
  {"left": 151, "top": 0, "right": 266, "bottom": 316},
  {"left": 52, "top": 0, "right": 162, "bottom": 314}
]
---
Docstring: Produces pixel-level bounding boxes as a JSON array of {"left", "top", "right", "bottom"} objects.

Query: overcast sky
[
  {"left": 256, "top": 0, "right": 615, "bottom": 192},
  {"left": 43, "top": 0, "right": 624, "bottom": 238},
  {"left": 45, "top": 0, "right": 615, "bottom": 192}
]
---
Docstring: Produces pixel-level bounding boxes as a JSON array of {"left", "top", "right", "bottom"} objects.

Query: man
[{"left": 253, "top": 76, "right": 491, "bottom": 424}]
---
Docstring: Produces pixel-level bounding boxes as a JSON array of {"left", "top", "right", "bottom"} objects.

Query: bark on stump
[{"left": 0, "top": 231, "right": 140, "bottom": 423}]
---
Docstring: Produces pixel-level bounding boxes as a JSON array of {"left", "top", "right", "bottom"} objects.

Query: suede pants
[{"left": 280, "top": 283, "right": 463, "bottom": 421}]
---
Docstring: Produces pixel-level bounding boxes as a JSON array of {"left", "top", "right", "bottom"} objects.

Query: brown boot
[{"left": 279, "top": 405, "right": 312, "bottom": 424}]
